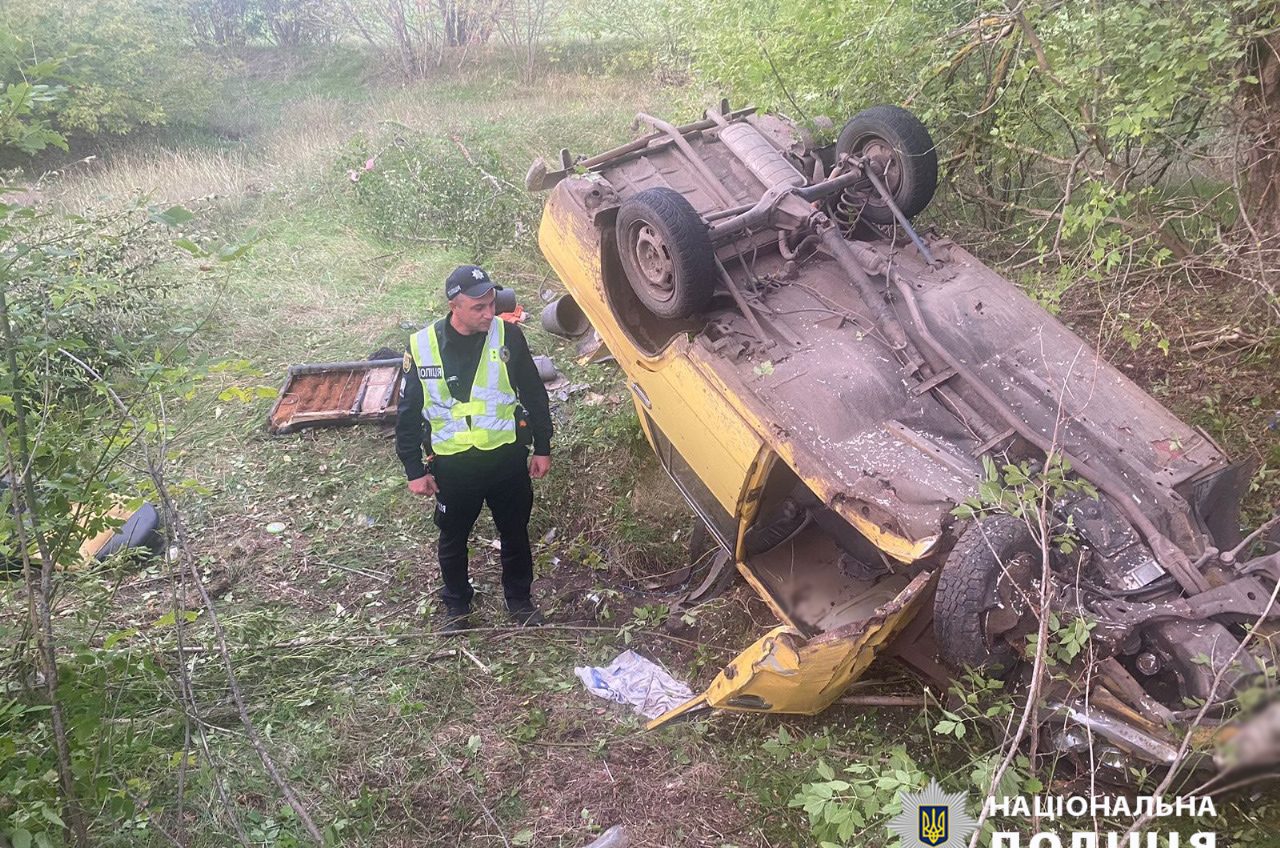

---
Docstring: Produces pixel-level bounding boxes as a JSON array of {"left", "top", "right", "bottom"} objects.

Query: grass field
[
  {"left": 23, "top": 47, "right": 850, "bottom": 848},
  {"left": 11, "top": 43, "right": 1279, "bottom": 848}
]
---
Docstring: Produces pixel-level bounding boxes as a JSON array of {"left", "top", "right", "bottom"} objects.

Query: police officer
[{"left": 396, "top": 265, "right": 553, "bottom": 631}]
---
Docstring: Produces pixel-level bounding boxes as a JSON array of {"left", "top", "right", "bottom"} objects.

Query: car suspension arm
[
  {"left": 712, "top": 256, "right": 772, "bottom": 347},
  {"left": 862, "top": 166, "right": 937, "bottom": 266}
]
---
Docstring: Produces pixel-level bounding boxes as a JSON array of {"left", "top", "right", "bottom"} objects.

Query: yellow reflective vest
[{"left": 409, "top": 318, "right": 517, "bottom": 455}]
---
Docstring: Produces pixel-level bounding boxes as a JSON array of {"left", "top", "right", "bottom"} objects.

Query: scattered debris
[
  {"left": 267, "top": 358, "right": 402, "bottom": 434},
  {"left": 80, "top": 501, "right": 164, "bottom": 564},
  {"left": 533, "top": 354, "right": 559, "bottom": 382},
  {"left": 307, "top": 554, "right": 391, "bottom": 584},
  {"left": 576, "top": 330, "right": 613, "bottom": 364},
  {"left": 552, "top": 382, "right": 591, "bottom": 403},
  {"left": 837, "top": 694, "right": 928, "bottom": 708},
  {"left": 573, "top": 650, "right": 693, "bottom": 720},
  {"left": 540, "top": 293, "right": 590, "bottom": 337},
  {"left": 459, "top": 645, "right": 490, "bottom": 674},
  {"left": 581, "top": 826, "right": 630, "bottom": 848}
]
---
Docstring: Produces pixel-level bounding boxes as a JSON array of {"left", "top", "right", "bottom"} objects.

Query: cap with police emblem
[{"left": 445, "top": 265, "right": 498, "bottom": 300}]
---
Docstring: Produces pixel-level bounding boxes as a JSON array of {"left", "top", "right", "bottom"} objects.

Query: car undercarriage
[{"left": 530, "top": 101, "right": 1280, "bottom": 776}]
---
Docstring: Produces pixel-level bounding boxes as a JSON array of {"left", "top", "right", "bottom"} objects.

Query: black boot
[
  {"left": 507, "top": 599, "right": 544, "bottom": 627},
  {"left": 441, "top": 603, "right": 472, "bottom": 635}
]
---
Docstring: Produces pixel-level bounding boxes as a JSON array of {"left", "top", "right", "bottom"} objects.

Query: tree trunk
[{"left": 1241, "top": 31, "right": 1280, "bottom": 235}]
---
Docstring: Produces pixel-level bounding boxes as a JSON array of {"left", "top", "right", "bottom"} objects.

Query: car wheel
[
  {"left": 615, "top": 187, "right": 716, "bottom": 319},
  {"left": 836, "top": 104, "right": 938, "bottom": 225},
  {"left": 934, "top": 515, "right": 1038, "bottom": 674}
]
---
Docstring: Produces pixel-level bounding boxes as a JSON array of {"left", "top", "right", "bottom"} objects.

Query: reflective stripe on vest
[{"left": 409, "top": 318, "right": 517, "bottom": 455}]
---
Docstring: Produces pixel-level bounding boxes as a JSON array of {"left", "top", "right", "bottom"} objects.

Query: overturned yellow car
[{"left": 528, "top": 102, "right": 1279, "bottom": 775}]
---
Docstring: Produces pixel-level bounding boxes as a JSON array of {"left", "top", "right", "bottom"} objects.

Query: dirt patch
[{"left": 522, "top": 742, "right": 763, "bottom": 847}]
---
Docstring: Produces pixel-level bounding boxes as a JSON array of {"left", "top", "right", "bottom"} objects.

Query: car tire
[
  {"left": 615, "top": 187, "right": 716, "bottom": 319},
  {"left": 934, "top": 514, "right": 1035, "bottom": 674},
  {"left": 836, "top": 104, "right": 938, "bottom": 225}
]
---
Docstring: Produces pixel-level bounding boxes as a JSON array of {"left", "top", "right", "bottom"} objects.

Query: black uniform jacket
[{"left": 396, "top": 317, "right": 552, "bottom": 481}]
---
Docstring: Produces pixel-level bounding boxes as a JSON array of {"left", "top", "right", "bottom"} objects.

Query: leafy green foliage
[
  {"left": 0, "top": 35, "right": 67, "bottom": 156},
  {"left": 0, "top": 197, "right": 267, "bottom": 845},
  {"left": 186, "top": 0, "right": 341, "bottom": 47},
  {"left": 0, "top": 0, "right": 215, "bottom": 153},
  {"left": 561, "top": 0, "right": 687, "bottom": 71},
  {"left": 953, "top": 453, "right": 1096, "bottom": 554},
  {"left": 675, "top": 0, "right": 1277, "bottom": 273},
  {"left": 0, "top": 201, "right": 189, "bottom": 402},
  {"left": 0, "top": 200, "right": 193, "bottom": 845},
  {"left": 789, "top": 745, "right": 926, "bottom": 846},
  {"left": 0, "top": 638, "right": 176, "bottom": 848},
  {"left": 932, "top": 671, "right": 1013, "bottom": 742},
  {"left": 338, "top": 128, "right": 542, "bottom": 263},
  {"left": 1026, "top": 612, "right": 1097, "bottom": 666}
]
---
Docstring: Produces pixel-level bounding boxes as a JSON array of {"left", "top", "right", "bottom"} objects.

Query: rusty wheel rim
[
  {"left": 625, "top": 220, "right": 675, "bottom": 302},
  {"left": 860, "top": 137, "right": 902, "bottom": 206}
]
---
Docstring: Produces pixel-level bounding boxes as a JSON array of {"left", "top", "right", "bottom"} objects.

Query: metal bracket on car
[
  {"left": 862, "top": 165, "right": 937, "bottom": 266},
  {"left": 525, "top": 105, "right": 758, "bottom": 193},
  {"left": 1087, "top": 575, "right": 1280, "bottom": 627}
]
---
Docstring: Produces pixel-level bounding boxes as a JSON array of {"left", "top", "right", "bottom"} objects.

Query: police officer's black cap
[{"left": 445, "top": 265, "right": 498, "bottom": 300}]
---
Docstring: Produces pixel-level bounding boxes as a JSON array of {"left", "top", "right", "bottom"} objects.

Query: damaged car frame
[{"left": 528, "top": 100, "right": 1280, "bottom": 775}]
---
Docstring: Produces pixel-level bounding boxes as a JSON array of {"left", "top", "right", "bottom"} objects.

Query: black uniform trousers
[{"left": 432, "top": 444, "right": 534, "bottom": 611}]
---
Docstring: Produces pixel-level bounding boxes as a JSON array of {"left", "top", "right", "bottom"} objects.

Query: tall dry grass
[
  {"left": 41, "top": 95, "right": 359, "bottom": 212},
  {"left": 42, "top": 148, "right": 256, "bottom": 212},
  {"left": 37, "top": 56, "right": 690, "bottom": 218}
]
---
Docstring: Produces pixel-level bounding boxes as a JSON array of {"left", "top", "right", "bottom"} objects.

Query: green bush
[
  {"left": 673, "top": 0, "right": 1278, "bottom": 269},
  {"left": 0, "top": 34, "right": 67, "bottom": 156},
  {"left": 1, "top": 645, "right": 174, "bottom": 848},
  {"left": 0, "top": 0, "right": 215, "bottom": 150},
  {"left": 1, "top": 202, "right": 189, "bottom": 400},
  {"left": 338, "top": 126, "right": 543, "bottom": 263},
  {"left": 0, "top": 198, "right": 202, "bottom": 847}
]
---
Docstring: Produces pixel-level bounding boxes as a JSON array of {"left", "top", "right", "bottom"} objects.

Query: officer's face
[{"left": 450, "top": 290, "right": 496, "bottom": 334}]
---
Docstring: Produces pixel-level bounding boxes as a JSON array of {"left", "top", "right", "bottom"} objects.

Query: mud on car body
[{"left": 527, "top": 101, "right": 1280, "bottom": 776}]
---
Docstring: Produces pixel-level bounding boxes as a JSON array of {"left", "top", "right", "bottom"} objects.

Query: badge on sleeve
[{"left": 402, "top": 350, "right": 412, "bottom": 372}]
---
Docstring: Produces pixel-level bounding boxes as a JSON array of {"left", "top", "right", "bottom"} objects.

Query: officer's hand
[
  {"left": 408, "top": 474, "right": 438, "bottom": 496},
  {"left": 529, "top": 455, "right": 551, "bottom": 479}
]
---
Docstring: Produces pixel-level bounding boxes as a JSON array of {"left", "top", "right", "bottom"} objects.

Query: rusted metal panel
[{"left": 267, "top": 359, "right": 403, "bottom": 435}]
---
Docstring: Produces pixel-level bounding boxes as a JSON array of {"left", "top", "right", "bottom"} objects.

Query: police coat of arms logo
[{"left": 887, "top": 778, "right": 979, "bottom": 848}]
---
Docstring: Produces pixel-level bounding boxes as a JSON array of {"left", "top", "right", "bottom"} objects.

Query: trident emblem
[{"left": 919, "top": 805, "right": 948, "bottom": 847}]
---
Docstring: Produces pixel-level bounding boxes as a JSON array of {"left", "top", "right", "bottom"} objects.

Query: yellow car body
[
  {"left": 531, "top": 106, "right": 1278, "bottom": 772},
  {"left": 539, "top": 184, "right": 937, "bottom": 723}
]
